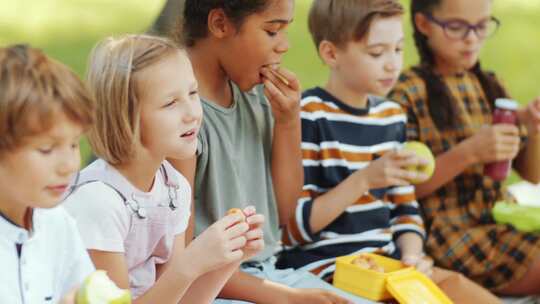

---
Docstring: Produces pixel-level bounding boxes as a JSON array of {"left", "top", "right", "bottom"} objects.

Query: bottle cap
[{"left": 495, "top": 98, "right": 518, "bottom": 111}]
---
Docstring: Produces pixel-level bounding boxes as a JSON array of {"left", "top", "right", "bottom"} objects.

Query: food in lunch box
[
  {"left": 351, "top": 254, "right": 385, "bottom": 272},
  {"left": 227, "top": 208, "right": 246, "bottom": 222},
  {"left": 76, "top": 270, "right": 131, "bottom": 304}
]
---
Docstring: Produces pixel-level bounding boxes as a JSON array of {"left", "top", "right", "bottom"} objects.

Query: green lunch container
[{"left": 492, "top": 202, "right": 540, "bottom": 233}]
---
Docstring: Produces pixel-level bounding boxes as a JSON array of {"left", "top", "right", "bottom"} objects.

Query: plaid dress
[{"left": 389, "top": 68, "right": 540, "bottom": 290}]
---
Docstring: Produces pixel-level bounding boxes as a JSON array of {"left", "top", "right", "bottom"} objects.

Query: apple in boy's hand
[
  {"left": 402, "top": 141, "right": 435, "bottom": 184},
  {"left": 76, "top": 271, "right": 131, "bottom": 304}
]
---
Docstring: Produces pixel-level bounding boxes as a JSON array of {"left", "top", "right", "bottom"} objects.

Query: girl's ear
[
  {"left": 414, "top": 12, "right": 431, "bottom": 36},
  {"left": 319, "top": 40, "right": 339, "bottom": 69},
  {"left": 207, "top": 8, "right": 234, "bottom": 39}
]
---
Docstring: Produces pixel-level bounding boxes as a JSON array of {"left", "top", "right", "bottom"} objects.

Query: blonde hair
[
  {"left": 309, "top": 0, "right": 404, "bottom": 49},
  {"left": 86, "top": 34, "right": 180, "bottom": 165},
  {"left": 0, "top": 45, "right": 94, "bottom": 152}
]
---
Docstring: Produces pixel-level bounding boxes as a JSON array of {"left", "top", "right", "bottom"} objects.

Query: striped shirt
[{"left": 277, "top": 87, "right": 425, "bottom": 280}]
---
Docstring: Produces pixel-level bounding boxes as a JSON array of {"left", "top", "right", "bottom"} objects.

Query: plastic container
[
  {"left": 492, "top": 201, "right": 540, "bottom": 232},
  {"left": 334, "top": 253, "right": 453, "bottom": 303},
  {"left": 484, "top": 98, "right": 518, "bottom": 181},
  {"left": 334, "top": 253, "right": 412, "bottom": 301},
  {"left": 386, "top": 269, "right": 453, "bottom": 304}
]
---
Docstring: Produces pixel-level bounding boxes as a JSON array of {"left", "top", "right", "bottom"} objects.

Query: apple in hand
[
  {"left": 402, "top": 141, "right": 435, "bottom": 184},
  {"left": 77, "top": 271, "right": 131, "bottom": 304}
]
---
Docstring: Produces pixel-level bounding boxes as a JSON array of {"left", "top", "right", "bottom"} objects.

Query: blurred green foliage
[{"left": 2, "top": 0, "right": 539, "bottom": 184}]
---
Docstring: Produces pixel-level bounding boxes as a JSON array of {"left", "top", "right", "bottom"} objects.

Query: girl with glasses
[{"left": 389, "top": 0, "right": 540, "bottom": 297}]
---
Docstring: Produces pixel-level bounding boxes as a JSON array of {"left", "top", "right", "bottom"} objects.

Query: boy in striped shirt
[
  {"left": 277, "top": 1, "right": 504, "bottom": 302},
  {"left": 276, "top": 0, "right": 432, "bottom": 281}
]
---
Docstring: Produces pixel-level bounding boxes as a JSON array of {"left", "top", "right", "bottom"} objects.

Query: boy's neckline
[
  {"left": 0, "top": 207, "right": 33, "bottom": 231},
  {"left": 312, "top": 87, "right": 371, "bottom": 115}
]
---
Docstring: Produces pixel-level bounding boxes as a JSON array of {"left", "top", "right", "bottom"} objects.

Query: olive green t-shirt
[{"left": 194, "top": 83, "right": 280, "bottom": 261}]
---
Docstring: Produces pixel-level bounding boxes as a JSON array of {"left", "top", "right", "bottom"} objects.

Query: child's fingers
[
  {"left": 228, "top": 235, "right": 247, "bottom": 251},
  {"left": 494, "top": 124, "right": 520, "bottom": 136},
  {"left": 261, "top": 68, "right": 290, "bottom": 93},
  {"left": 242, "top": 205, "right": 256, "bottom": 216},
  {"left": 393, "top": 169, "right": 427, "bottom": 185},
  {"left": 246, "top": 214, "right": 265, "bottom": 226},
  {"left": 495, "top": 137, "right": 521, "bottom": 152},
  {"left": 498, "top": 134, "right": 521, "bottom": 146},
  {"left": 394, "top": 154, "right": 429, "bottom": 168},
  {"left": 406, "top": 170, "right": 429, "bottom": 183},
  {"left": 263, "top": 79, "right": 286, "bottom": 107},
  {"left": 274, "top": 67, "right": 300, "bottom": 91},
  {"left": 220, "top": 213, "right": 245, "bottom": 228},
  {"left": 401, "top": 255, "right": 421, "bottom": 266},
  {"left": 417, "top": 257, "right": 434, "bottom": 277},
  {"left": 244, "top": 239, "right": 264, "bottom": 251},
  {"left": 495, "top": 144, "right": 520, "bottom": 160},
  {"left": 245, "top": 227, "right": 263, "bottom": 241},
  {"left": 388, "top": 177, "right": 411, "bottom": 187},
  {"left": 225, "top": 222, "right": 249, "bottom": 239},
  {"left": 394, "top": 149, "right": 417, "bottom": 159}
]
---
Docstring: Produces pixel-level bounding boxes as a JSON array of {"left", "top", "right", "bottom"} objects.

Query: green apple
[
  {"left": 402, "top": 141, "right": 435, "bottom": 184},
  {"left": 77, "top": 271, "right": 131, "bottom": 304}
]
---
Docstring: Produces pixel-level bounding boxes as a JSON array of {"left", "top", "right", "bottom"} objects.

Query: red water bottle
[{"left": 484, "top": 98, "right": 518, "bottom": 181}]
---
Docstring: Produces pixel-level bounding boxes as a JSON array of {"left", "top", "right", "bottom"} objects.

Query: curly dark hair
[{"left": 180, "top": 0, "right": 270, "bottom": 47}]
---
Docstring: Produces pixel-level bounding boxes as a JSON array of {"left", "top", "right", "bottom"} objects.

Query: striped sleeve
[{"left": 387, "top": 185, "right": 426, "bottom": 240}]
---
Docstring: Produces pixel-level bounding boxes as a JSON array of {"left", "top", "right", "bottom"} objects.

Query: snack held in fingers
[
  {"left": 227, "top": 208, "right": 246, "bottom": 222},
  {"left": 77, "top": 271, "right": 131, "bottom": 304},
  {"left": 402, "top": 141, "right": 435, "bottom": 184},
  {"left": 269, "top": 67, "right": 290, "bottom": 86}
]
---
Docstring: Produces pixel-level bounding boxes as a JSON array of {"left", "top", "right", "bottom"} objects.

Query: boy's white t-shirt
[
  {"left": 64, "top": 159, "right": 191, "bottom": 298},
  {"left": 0, "top": 206, "right": 95, "bottom": 304}
]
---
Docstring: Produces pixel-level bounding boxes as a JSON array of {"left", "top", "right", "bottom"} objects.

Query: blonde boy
[{"left": 0, "top": 44, "right": 95, "bottom": 303}]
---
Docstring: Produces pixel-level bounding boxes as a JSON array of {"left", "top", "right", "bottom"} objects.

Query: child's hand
[
  {"left": 359, "top": 150, "right": 429, "bottom": 189},
  {"left": 462, "top": 124, "right": 520, "bottom": 164},
  {"left": 260, "top": 66, "right": 301, "bottom": 126},
  {"left": 240, "top": 206, "right": 265, "bottom": 261},
  {"left": 402, "top": 254, "right": 434, "bottom": 277},
  {"left": 518, "top": 97, "right": 540, "bottom": 137},
  {"left": 287, "top": 288, "right": 353, "bottom": 304},
  {"left": 185, "top": 213, "right": 249, "bottom": 276}
]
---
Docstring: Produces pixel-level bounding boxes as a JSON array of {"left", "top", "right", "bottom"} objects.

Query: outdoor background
[{"left": 2, "top": 0, "right": 539, "bottom": 183}]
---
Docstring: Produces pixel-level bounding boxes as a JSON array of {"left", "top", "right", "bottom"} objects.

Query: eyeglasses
[{"left": 424, "top": 13, "right": 500, "bottom": 40}]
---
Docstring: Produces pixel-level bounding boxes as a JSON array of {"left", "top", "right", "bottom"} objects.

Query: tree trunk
[{"left": 148, "top": 0, "right": 185, "bottom": 37}]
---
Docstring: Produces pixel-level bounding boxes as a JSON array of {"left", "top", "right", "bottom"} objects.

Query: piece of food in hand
[
  {"left": 351, "top": 255, "right": 385, "bottom": 272},
  {"left": 227, "top": 208, "right": 246, "bottom": 222},
  {"left": 269, "top": 67, "right": 290, "bottom": 86},
  {"left": 77, "top": 270, "right": 131, "bottom": 304},
  {"left": 402, "top": 141, "right": 436, "bottom": 184}
]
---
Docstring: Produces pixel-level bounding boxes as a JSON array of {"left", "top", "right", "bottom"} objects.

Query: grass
[{"left": 2, "top": 0, "right": 540, "bottom": 184}]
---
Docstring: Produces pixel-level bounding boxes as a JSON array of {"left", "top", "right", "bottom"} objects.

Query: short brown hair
[
  {"left": 86, "top": 34, "right": 180, "bottom": 165},
  {"left": 0, "top": 45, "right": 94, "bottom": 151},
  {"left": 308, "top": 0, "right": 404, "bottom": 49}
]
